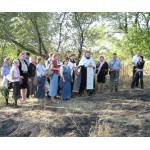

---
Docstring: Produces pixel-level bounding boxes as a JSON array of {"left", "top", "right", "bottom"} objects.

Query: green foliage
[{"left": 0, "top": 12, "right": 150, "bottom": 61}]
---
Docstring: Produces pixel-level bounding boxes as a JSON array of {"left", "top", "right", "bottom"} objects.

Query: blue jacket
[{"left": 1, "top": 64, "right": 11, "bottom": 77}]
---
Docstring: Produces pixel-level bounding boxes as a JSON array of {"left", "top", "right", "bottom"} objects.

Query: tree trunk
[{"left": 10, "top": 39, "right": 45, "bottom": 57}]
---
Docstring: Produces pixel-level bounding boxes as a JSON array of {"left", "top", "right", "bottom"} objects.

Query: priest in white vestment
[{"left": 78, "top": 51, "right": 96, "bottom": 96}]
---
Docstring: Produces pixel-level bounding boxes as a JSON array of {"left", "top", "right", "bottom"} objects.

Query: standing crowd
[{"left": 0, "top": 50, "right": 145, "bottom": 108}]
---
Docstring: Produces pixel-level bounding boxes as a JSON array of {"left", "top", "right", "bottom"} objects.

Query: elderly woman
[
  {"left": 1, "top": 57, "right": 11, "bottom": 106},
  {"left": 60, "top": 58, "right": 72, "bottom": 100},
  {"left": 28, "top": 56, "right": 37, "bottom": 98},
  {"left": 36, "top": 57, "right": 46, "bottom": 103},
  {"left": 96, "top": 56, "right": 108, "bottom": 94},
  {"left": 68, "top": 53, "right": 77, "bottom": 93},
  {"left": 10, "top": 60, "right": 24, "bottom": 108}
]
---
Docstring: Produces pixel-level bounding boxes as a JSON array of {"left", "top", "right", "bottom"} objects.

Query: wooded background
[{"left": 0, "top": 12, "right": 150, "bottom": 65}]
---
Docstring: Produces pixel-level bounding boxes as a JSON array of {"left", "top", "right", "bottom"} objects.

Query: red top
[{"left": 51, "top": 59, "right": 59, "bottom": 74}]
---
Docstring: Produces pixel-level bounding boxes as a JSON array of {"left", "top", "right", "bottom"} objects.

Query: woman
[
  {"left": 18, "top": 52, "right": 30, "bottom": 103},
  {"left": 36, "top": 57, "right": 46, "bottom": 103},
  {"left": 60, "top": 58, "right": 72, "bottom": 100},
  {"left": 1, "top": 57, "right": 11, "bottom": 106},
  {"left": 49, "top": 52, "right": 60, "bottom": 103},
  {"left": 68, "top": 53, "right": 77, "bottom": 92},
  {"left": 28, "top": 56, "right": 37, "bottom": 98},
  {"left": 10, "top": 60, "right": 23, "bottom": 108},
  {"left": 131, "top": 56, "right": 145, "bottom": 89},
  {"left": 96, "top": 56, "right": 108, "bottom": 94}
]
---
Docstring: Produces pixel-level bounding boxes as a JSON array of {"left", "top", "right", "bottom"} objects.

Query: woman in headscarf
[
  {"left": 1, "top": 57, "right": 11, "bottom": 106},
  {"left": 10, "top": 60, "right": 23, "bottom": 108}
]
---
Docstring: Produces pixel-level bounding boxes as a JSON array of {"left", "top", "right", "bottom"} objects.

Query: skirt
[
  {"left": 20, "top": 73, "right": 28, "bottom": 89},
  {"left": 97, "top": 73, "right": 106, "bottom": 83},
  {"left": 49, "top": 74, "right": 58, "bottom": 97}
]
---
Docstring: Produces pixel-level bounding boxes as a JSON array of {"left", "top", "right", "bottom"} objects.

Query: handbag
[{"left": 44, "top": 64, "right": 54, "bottom": 77}]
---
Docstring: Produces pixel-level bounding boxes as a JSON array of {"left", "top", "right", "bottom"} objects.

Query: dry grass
[{"left": 89, "top": 115, "right": 113, "bottom": 137}]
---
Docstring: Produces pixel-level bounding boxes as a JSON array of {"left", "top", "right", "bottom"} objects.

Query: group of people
[{"left": 0, "top": 50, "right": 145, "bottom": 108}]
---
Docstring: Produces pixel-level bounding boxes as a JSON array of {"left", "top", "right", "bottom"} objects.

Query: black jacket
[
  {"left": 28, "top": 63, "right": 36, "bottom": 77},
  {"left": 137, "top": 60, "right": 145, "bottom": 69},
  {"left": 18, "top": 59, "right": 29, "bottom": 77},
  {"left": 96, "top": 62, "right": 108, "bottom": 75}
]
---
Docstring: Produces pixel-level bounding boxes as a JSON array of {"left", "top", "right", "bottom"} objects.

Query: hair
[
  {"left": 13, "top": 59, "right": 19, "bottom": 65},
  {"left": 69, "top": 53, "right": 76, "bottom": 58},
  {"left": 100, "top": 56, "right": 104, "bottom": 59},
  {"left": 52, "top": 52, "right": 60, "bottom": 60},
  {"left": 49, "top": 52, "right": 54, "bottom": 58},
  {"left": 63, "top": 57, "right": 69, "bottom": 64},
  {"left": 37, "top": 56, "right": 43, "bottom": 63},
  {"left": 19, "top": 52, "right": 25, "bottom": 57},
  {"left": 29, "top": 56, "right": 36, "bottom": 63},
  {"left": 113, "top": 53, "right": 117, "bottom": 55},
  {"left": 4, "top": 57, "right": 10, "bottom": 63},
  {"left": 140, "top": 56, "right": 144, "bottom": 61},
  {"left": 25, "top": 52, "right": 30, "bottom": 57},
  {"left": 85, "top": 51, "right": 91, "bottom": 54}
]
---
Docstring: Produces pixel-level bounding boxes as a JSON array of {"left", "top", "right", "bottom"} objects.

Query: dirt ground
[{"left": 0, "top": 88, "right": 150, "bottom": 137}]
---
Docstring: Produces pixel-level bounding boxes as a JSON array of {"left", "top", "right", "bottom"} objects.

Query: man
[
  {"left": 132, "top": 51, "right": 141, "bottom": 87},
  {"left": 108, "top": 53, "right": 122, "bottom": 92},
  {"left": 25, "top": 52, "right": 30, "bottom": 65},
  {"left": 78, "top": 51, "right": 96, "bottom": 96}
]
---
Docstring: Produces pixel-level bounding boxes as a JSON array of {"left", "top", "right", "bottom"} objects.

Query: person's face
[
  {"left": 55, "top": 55, "right": 60, "bottom": 60},
  {"left": 139, "top": 56, "right": 142, "bottom": 61},
  {"left": 85, "top": 52, "right": 90, "bottom": 58},
  {"left": 7, "top": 59, "right": 11, "bottom": 65},
  {"left": 20, "top": 54, "right": 25, "bottom": 60},
  {"left": 15, "top": 62, "right": 19, "bottom": 67},
  {"left": 137, "top": 51, "right": 141, "bottom": 56},
  {"left": 100, "top": 57, "right": 104, "bottom": 62},
  {"left": 31, "top": 57, "right": 35, "bottom": 63},
  {"left": 70, "top": 55, "right": 75, "bottom": 60},
  {"left": 113, "top": 54, "right": 117, "bottom": 59},
  {"left": 64, "top": 60, "right": 69, "bottom": 66}
]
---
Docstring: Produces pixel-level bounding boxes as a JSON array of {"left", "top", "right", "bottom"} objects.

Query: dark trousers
[
  {"left": 110, "top": 71, "right": 119, "bottom": 91},
  {"left": 26, "top": 84, "right": 30, "bottom": 98},
  {"left": 133, "top": 66, "right": 139, "bottom": 87},
  {"left": 4, "top": 89, "right": 9, "bottom": 105},
  {"left": 131, "top": 71, "right": 144, "bottom": 89}
]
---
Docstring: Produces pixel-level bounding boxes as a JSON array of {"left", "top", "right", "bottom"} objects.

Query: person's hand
[
  {"left": 88, "top": 64, "right": 93, "bottom": 67},
  {"left": 20, "top": 76, "right": 24, "bottom": 79},
  {"left": 63, "top": 79, "right": 65, "bottom": 82},
  {"left": 28, "top": 78, "right": 31, "bottom": 82}
]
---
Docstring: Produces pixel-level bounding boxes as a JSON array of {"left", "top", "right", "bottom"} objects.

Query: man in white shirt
[{"left": 132, "top": 51, "right": 141, "bottom": 87}]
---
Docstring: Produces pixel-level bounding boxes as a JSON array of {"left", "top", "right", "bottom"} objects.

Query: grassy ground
[
  {"left": 0, "top": 74, "right": 150, "bottom": 137},
  {"left": 0, "top": 87, "right": 150, "bottom": 137}
]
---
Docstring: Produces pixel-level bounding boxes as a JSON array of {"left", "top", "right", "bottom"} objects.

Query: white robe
[{"left": 78, "top": 55, "right": 96, "bottom": 90}]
